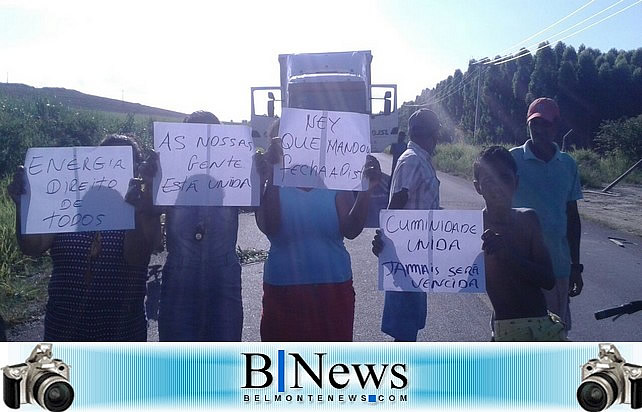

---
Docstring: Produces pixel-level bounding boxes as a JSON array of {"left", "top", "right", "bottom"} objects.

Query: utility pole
[{"left": 473, "top": 64, "right": 482, "bottom": 143}]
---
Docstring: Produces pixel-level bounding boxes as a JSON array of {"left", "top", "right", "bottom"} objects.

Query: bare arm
[
  {"left": 7, "top": 166, "right": 54, "bottom": 256},
  {"left": 482, "top": 210, "right": 554, "bottom": 290},
  {"left": 567, "top": 201, "right": 581, "bottom": 264},
  {"left": 335, "top": 156, "right": 381, "bottom": 240},
  {"left": 255, "top": 183, "right": 281, "bottom": 236},
  {"left": 123, "top": 211, "right": 161, "bottom": 266},
  {"left": 567, "top": 200, "right": 583, "bottom": 296},
  {"left": 254, "top": 138, "right": 284, "bottom": 236},
  {"left": 336, "top": 190, "right": 370, "bottom": 240}
]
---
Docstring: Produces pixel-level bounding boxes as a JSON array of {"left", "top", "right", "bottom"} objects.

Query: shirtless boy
[
  {"left": 474, "top": 146, "right": 565, "bottom": 341},
  {"left": 372, "top": 145, "right": 566, "bottom": 341}
]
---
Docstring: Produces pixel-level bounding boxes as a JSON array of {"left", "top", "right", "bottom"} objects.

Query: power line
[
  {"left": 406, "top": 66, "right": 490, "bottom": 108},
  {"left": 491, "top": 0, "right": 642, "bottom": 65},
  {"left": 486, "top": 0, "right": 631, "bottom": 65},
  {"left": 495, "top": 0, "right": 597, "bottom": 58}
]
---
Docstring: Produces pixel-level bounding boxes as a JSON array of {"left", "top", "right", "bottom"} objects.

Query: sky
[{"left": 1, "top": 0, "right": 641, "bottom": 122}]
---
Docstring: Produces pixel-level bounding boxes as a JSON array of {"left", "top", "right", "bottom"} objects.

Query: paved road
[
  {"left": 239, "top": 152, "right": 642, "bottom": 342},
  {"left": 8, "top": 153, "right": 641, "bottom": 341}
]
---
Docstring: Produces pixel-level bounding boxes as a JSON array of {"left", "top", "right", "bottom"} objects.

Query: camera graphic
[
  {"left": 3, "top": 343, "right": 74, "bottom": 411},
  {"left": 578, "top": 343, "right": 642, "bottom": 411}
]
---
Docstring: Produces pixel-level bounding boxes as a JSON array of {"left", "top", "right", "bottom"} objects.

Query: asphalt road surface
[
  {"left": 238, "top": 153, "right": 642, "bottom": 342},
  {"left": 8, "top": 153, "right": 641, "bottom": 342}
]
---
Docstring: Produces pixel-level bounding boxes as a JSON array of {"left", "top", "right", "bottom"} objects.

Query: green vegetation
[
  {"left": 0, "top": 93, "right": 184, "bottom": 326},
  {"left": 401, "top": 42, "right": 642, "bottom": 157},
  {"left": 432, "top": 143, "right": 642, "bottom": 188},
  {"left": 0, "top": 177, "right": 50, "bottom": 325}
]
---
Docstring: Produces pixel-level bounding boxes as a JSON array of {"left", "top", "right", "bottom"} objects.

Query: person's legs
[
  {"left": 200, "top": 260, "right": 243, "bottom": 341},
  {"left": 261, "top": 281, "right": 354, "bottom": 342},
  {"left": 158, "top": 261, "right": 199, "bottom": 341},
  {"left": 382, "top": 291, "right": 427, "bottom": 341}
]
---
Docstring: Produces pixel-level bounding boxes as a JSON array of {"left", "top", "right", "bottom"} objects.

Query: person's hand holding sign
[
  {"left": 363, "top": 154, "right": 382, "bottom": 192},
  {"left": 125, "top": 149, "right": 161, "bottom": 217},
  {"left": 254, "top": 137, "right": 283, "bottom": 186},
  {"left": 481, "top": 229, "right": 515, "bottom": 262}
]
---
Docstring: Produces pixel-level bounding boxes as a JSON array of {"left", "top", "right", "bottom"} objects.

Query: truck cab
[{"left": 250, "top": 50, "right": 398, "bottom": 152}]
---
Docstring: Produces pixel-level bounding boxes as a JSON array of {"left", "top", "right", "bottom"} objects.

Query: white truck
[{"left": 250, "top": 50, "right": 399, "bottom": 153}]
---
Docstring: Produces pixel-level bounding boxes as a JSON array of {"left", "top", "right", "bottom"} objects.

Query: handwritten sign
[
  {"left": 274, "top": 107, "right": 371, "bottom": 191},
  {"left": 153, "top": 122, "right": 260, "bottom": 206},
  {"left": 378, "top": 209, "right": 485, "bottom": 293},
  {"left": 21, "top": 146, "right": 135, "bottom": 234}
]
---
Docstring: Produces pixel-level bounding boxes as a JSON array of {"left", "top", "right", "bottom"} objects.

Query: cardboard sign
[
  {"left": 153, "top": 122, "right": 260, "bottom": 206},
  {"left": 21, "top": 146, "right": 135, "bottom": 234},
  {"left": 378, "top": 209, "right": 485, "bottom": 293},
  {"left": 274, "top": 107, "right": 371, "bottom": 191}
]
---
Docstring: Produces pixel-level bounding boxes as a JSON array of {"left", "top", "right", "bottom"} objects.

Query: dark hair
[
  {"left": 408, "top": 109, "right": 440, "bottom": 138},
  {"left": 100, "top": 134, "right": 143, "bottom": 166},
  {"left": 184, "top": 111, "right": 220, "bottom": 124},
  {"left": 473, "top": 145, "right": 517, "bottom": 181}
]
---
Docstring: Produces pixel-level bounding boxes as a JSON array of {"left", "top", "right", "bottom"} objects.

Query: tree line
[{"left": 399, "top": 42, "right": 642, "bottom": 161}]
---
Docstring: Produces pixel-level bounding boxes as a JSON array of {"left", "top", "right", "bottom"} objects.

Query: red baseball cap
[{"left": 527, "top": 97, "right": 560, "bottom": 123}]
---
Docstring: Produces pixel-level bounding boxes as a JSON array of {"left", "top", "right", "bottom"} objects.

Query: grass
[
  {"left": 432, "top": 143, "right": 481, "bottom": 179},
  {"left": 570, "top": 149, "right": 642, "bottom": 188},
  {"left": 0, "top": 177, "right": 50, "bottom": 325},
  {"left": 431, "top": 143, "right": 642, "bottom": 189}
]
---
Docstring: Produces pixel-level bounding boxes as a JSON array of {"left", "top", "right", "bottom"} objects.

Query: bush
[
  {"left": 594, "top": 114, "right": 642, "bottom": 162},
  {"left": 0, "top": 178, "right": 50, "bottom": 324},
  {"left": 569, "top": 149, "right": 642, "bottom": 188},
  {"left": 430, "top": 143, "right": 641, "bottom": 188},
  {"left": 432, "top": 143, "right": 481, "bottom": 179},
  {"left": 571, "top": 149, "right": 604, "bottom": 188}
]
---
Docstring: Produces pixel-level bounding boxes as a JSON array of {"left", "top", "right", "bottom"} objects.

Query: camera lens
[
  {"left": 577, "top": 373, "right": 618, "bottom": 412},
  {"left": 33, "top": 373, "right": 74, "bottom": 412},
  {"left": 578, "top": 382, "right": 608, "bottom": 411},
  {"left": 43, "top": 382, "right": 74, "bottom": 412}
]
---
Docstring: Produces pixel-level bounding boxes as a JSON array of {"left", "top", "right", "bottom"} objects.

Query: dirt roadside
[{"left": 579, "top": 184, "right": 642, "bottom": 239}]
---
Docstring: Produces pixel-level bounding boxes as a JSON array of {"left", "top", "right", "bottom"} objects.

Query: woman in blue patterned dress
[{"left": 8, "top": 135, "right": 161, "bottom": 341}]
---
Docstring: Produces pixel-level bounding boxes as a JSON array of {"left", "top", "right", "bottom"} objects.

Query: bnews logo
[{"left": 241, "top": 350, "right": 409, "bottom": 404}]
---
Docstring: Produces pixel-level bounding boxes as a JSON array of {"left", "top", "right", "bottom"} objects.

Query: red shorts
[{"left": 260, "top": 279, "right": 355, "bottom": 342}]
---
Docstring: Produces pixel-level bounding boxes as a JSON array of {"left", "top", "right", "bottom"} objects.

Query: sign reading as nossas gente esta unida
[{"left": 153, "top": 122, "right": 261, "bottom": 207}]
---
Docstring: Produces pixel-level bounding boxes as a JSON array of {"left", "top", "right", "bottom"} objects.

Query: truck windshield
[{"left": 288, "top": 81, "right": 367, "bottom": 114}]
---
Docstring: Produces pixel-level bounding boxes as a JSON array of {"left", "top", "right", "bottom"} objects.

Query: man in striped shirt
[{"left": 380, "top": 108, "right": 441, "bottom": 341}]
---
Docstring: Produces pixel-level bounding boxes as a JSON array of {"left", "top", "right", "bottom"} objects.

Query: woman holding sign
[
  {"left": 255, "top": 121, "right": 382, "bottom": 341},
  {"left": 8, "top": 134, "right": 160, "bottom": 341}
]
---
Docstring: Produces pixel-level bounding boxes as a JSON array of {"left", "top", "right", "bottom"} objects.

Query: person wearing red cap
[{"left": 509, "top": 97, "right": 583, "bottom": 338}]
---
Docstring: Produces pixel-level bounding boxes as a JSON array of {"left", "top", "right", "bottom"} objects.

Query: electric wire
[
  {"left": 495, "top": 0, "right": 597, "bottom": 59},
  {"left": 407, "top": 66, "right": 491, "bottom": 107},
  {"left": 486, "top": 0, "right": 632, "bottom": 65},
  {"left": 491, "top": 0, "right": 642, "bottom": 65}
]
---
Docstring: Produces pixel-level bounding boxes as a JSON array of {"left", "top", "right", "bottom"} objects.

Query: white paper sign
[
  {"left": 153, "top": 122, "right": 260, "bottom": 206},
  {"left": 274, "top": 107, "right": 371, "bottom": 191},
  {"left": 378, "top": 209, "right": 485, "bottom": 293},
  {"left": 21, "top": 146, "right": 135, "bottom": 234}
]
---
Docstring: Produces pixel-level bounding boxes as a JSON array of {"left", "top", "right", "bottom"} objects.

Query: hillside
[{"left": 0, "top": 82, "right": 186, "bottom": 119}]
